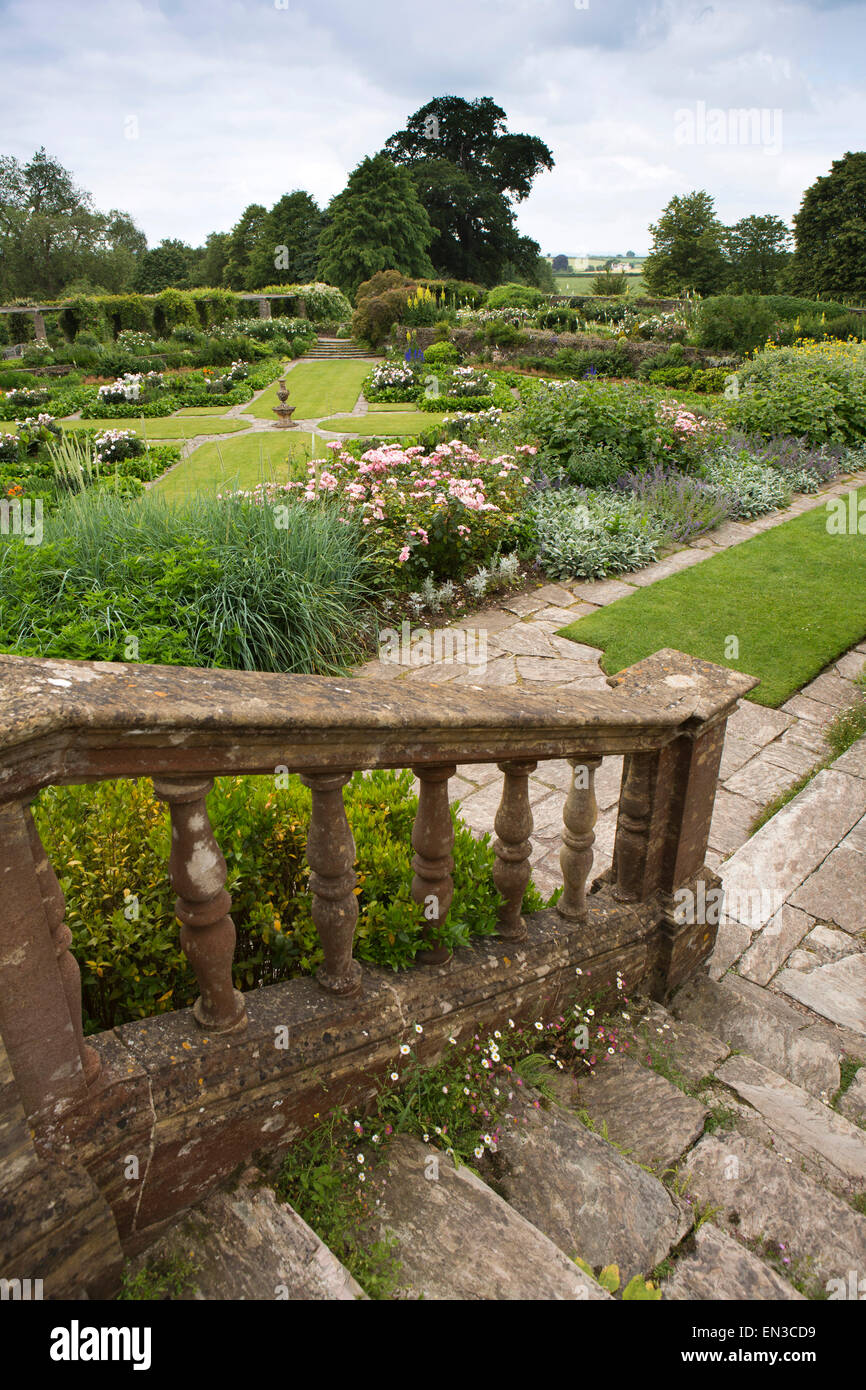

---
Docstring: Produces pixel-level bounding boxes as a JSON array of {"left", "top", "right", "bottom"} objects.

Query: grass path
[
  {"left": 59, "top": 415, "right": 249, "bottom": 440},
  {"left": 242, "top": 359, "right": 374, "bottom": 420},
  {"left": 559, "top": 486, "right": 866, "bottom": 707},
  {"left": 153, "top": 430, "right": 325, "bottom": 499}
]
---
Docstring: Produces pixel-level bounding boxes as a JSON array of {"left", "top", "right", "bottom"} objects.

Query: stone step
[
  {"left": 566, "top": 1053, "right": 708, "bottom": 1172},
  {"left": 775, "top": 954, "right": 866, "bottom": 1039},
  {"left": 126, "top": 1171, "right": 366, "bottom": 1300},
  {"left": 661, "top": 1221, "right": 804, "bottom": 1300},
  {"left": 678, "top": 1131, "right": 866, "bottom": 1292},
  {"left": 670, "top": 973, "right": 841, "bottom": 1098},
  {"left": 713, "top": 1052, "right": 866, "bottom": 1197},
  {"left": 624, "top": 999, "right": 730, "bottom": 1085},
  {"left": 363, "top": 1133, "right": 608, "bottom": 1300},
  {"left": 481, "top": 1088, "right": 685, "bottom": 1282}
]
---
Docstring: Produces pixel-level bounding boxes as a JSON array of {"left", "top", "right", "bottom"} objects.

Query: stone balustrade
[
  {"left": 0, "top": 647, "right": 755, "bottom": 1119},
  {"left": 0, "top": 648, "right": 755, "bottom": 1282}
]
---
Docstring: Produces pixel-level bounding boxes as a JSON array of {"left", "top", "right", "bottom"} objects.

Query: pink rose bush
[{"left": 222, "top": 439, "right": 534, "bottom": 582}]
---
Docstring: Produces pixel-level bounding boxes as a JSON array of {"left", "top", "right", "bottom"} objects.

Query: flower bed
[
  {"left": 221, "top": 439, "right": 536, "bottom": 583},
  {"left": 363, "top": 361, "right": 420, "bottom": 403}
]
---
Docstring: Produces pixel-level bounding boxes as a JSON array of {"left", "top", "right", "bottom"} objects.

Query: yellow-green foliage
[{"left": 35, "top": 769, "right": 531, "bottom": 1034}]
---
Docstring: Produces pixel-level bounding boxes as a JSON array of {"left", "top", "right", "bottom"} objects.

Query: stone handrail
[{"left": 0, "top": 648, "right": 756, "bottom": 1126}]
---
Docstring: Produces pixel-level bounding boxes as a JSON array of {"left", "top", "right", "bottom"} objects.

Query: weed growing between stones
[
  {"left": 743, "top": 1237, "right": 826, "bottom": 1300},
  {"left": 117, "top": 1253, "right": 201, "bottom": 1301}
]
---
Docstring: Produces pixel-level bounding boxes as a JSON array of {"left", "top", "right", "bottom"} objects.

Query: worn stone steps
[
  {"left": 126, "top": 1169, "right": 366, "bottom": 1300},
  {"left": 304, "top": 337, "right": 375, "bottom": 360},
  {"left": 362, "top": 1133, "right": 608, "bottom": 1300},
  {"left": 126, "top": 974, "right": 866, "bottom": 1301}
]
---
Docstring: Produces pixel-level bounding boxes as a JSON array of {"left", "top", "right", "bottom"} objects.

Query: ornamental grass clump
[{"left": 0, "top": 487, "right": 376, "bottom": 672}]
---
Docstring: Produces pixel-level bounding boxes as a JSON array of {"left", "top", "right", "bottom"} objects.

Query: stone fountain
[{"left": 272, "top": 376, "right": 297, "bottom": 429}]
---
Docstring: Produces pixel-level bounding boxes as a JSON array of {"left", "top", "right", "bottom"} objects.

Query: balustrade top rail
[{"left": 0, "top": 650, "right": 755, "bottom": 803}]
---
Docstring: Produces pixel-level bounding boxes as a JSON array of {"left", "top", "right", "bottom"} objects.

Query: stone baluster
[
  {"left": 411, "top": 764, "right": 456, "bottom": 964},
  {"left": 23, "top": 802, "right": 101, "bottom": 1088},
  {"left": 612, "top": 751, "right": 657, "bottom": 902},
  {"left": 299, "top": 771, "right": 362, "bottom": 996},
  {"left": 152, "top": 777, "right": 247, "bottom": 1032},
  {"left": 0, "top": 800, "right": 90, "bottom": 1116},
  {"left": 493, "top": 760, "right": 537, "bottom": 941},
  {"left": 557, "top": 756, "right": 602, "bottom": 921}
]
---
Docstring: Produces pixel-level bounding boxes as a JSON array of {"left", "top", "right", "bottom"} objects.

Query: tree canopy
[
  {"left": 642, "top": 190, "right": 729, "bottom": 296},
  {"left": 725, "top": 214, "right": 791, "bottom": 293},
  {"left": 316, "top": 154, "right": 434, "bottom": 298},
  {"left": 382, "top": 96, "right": 554, "bottom": 286},
  {"left": 0, "top": 148, "right": 146, "bottom": 299},
  {"left": 791, "top": 152, "right": 866, "bottom": 298}
]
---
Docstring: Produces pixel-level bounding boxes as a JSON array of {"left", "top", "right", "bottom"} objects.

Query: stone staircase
[
  {"left": 304, "top": 336, "right": 376, "bottom": 360},
  {"left": 130, "top": 975, "right": 866, "bottom": 1301}
]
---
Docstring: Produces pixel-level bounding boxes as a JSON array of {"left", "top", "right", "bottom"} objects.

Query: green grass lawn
[
  {"left": 242, "top": 359, "right": 376, "bottom": 420},
  {"left": 553, "top": 273, "right": 646, "bottom": 296},
  {"left": 318, "top": 411, "right": 447, "bottom": 436},
  {"left": 152, "top": 429, "right": 325, "bottom": 500},
  {"left": 558, "top": 487, "right": 866, "bottom": 708},
  {"left": 60, "top": 416, "right": 249, "bottom": 439},
  {"left": 172, "top": 406, "right": 237, "bottom": 417}
]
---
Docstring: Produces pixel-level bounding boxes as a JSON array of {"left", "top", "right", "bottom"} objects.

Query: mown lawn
[
  {"left": 242, "top": 359, "right": 376, "bottom": 420},
  {"left": 59, "top": 415, "right": 249, "bottom": 439},
  {"left": 318, "top": 411, "right": 447, "bottom": 435},
  {"left": 152, "top": 429, "right": 324, "bottom": 499},
  {"left": 552, "top": 273, "right": 646, "bottom": 295},
  {"left": 558, "top": 487, "right": 866, "bottom": 707}
]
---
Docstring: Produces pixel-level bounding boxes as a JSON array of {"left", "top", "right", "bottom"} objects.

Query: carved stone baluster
[
  {"left": 411, "top": 764, "right": 456, "bottom": 964},
  {"left": 299, "top": 771, "right": 362, "bottom": 996},
  {"left": 557, "top": 756, "right": 602, "bottom": 921},
  {"left": 23, "top": 801, "right": 101, "bottom": 1087},
  {"left": 612, "top": 751, "right": 656, "bottom": 902},
  {"left": 0, "top": 800, "right": 88, "bottom": 1115},
  {"left": 493, "top": 760, "right": 537, "bottom": 941},
  {"left": 152, "top": 777, "right": 247, "bottom": 1032}
]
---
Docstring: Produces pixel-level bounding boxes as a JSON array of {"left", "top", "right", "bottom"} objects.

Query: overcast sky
[{"left": 2, "top": 0, "right": 864, "bottom": 256}]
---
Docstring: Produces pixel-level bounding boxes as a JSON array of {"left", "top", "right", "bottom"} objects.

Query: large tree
[
  {"left": 133, "top": 238, "right": 195, "bottom": 293},
  {"left": 222, "top": 203, "right": 269, "bottom": 290},
  {"left": 0, "top": 148, "right": 145, "bottom": 298},
  {"left": 247, "top": 190, "right": 324, "bottom": 289},
  {"left": 196, "top": 231, "right": 230, "bottom": 288},
  {"left": 791, "top": 152, "right": 866, "bottom": 298},
  {"left": 725, "top": 214, "right": 792, "bottom": 293},
  {"left": 642, "top": 190, "right": 729, "bottom": 296},
  {"left": 316, "top": 154, "right": 434, "bottom": 298},
  {"left": 382, "top": 96, "right": 554, "bottom": 285}
]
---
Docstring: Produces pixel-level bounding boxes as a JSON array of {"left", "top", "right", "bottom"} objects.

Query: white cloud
[{"left": 0, "top": 0, "right": 862, "bottom": 255}]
